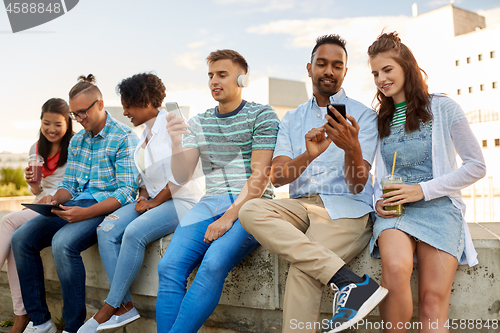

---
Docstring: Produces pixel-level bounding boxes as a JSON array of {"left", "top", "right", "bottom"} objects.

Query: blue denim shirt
[{"left": 273, "top": 88, "right": 378, "bottom": 219}]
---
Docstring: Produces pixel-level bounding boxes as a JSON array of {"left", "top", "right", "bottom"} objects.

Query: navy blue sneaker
[{"left": 322, "top": 274, "right": 388, "bottom": 333}]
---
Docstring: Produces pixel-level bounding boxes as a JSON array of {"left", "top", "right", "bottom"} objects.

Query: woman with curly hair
[
  {"left": 77, "top": 73, "right": 203, "bottom": 333},
  {"left": 368, "top": 32, "right": 485, "bottom": 332}
]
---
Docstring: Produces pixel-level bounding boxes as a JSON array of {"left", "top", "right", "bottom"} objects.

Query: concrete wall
[
  {"left": 452, "top": 6, "right": 486, "bottom": 37},
  {"left": 2, "top": 222, "right": 499, "bottom": 333},
  {"left": 0, "top": 196, "right": 34, "bottom": 212}
]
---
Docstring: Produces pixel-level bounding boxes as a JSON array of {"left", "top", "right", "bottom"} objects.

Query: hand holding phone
[
  {"left": 326, "top": 103, "right": 346, "bottom": 124},
  {"left": 165, "top": 102, "right": 189, "bottom": 147},
  {"left": 165, "top": 102, "right": 183, "bottom": 119}
]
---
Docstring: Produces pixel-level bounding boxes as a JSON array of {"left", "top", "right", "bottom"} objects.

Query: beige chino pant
[{"left": 239, "top": 195, "right": 372, "bottom": 333}]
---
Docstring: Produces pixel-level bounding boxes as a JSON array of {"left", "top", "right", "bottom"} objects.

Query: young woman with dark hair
[
  {"left": 368, "top": 32, "right": 486, "bottom": 332},
  {"left": 0, "top": 98, "right": 72, "bottom": 333}
]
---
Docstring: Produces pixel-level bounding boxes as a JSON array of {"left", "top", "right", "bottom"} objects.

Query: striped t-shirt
[
  {"left": 390, "top": 101, "right": 407, "bottom": 127},
  {"left": 183, "top": 100, "right": 280, "bottom": 198},
  {"left": 390, "top": 101, "right": 432, "bottom": 128}
]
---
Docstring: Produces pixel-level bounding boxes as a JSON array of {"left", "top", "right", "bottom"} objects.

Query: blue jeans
[
  {"left": 156, "top": 195, "right": 259, "bottom": 333},
  {"left": 97, "top": 198, "right": 196, "bottom": 307},
  {"left": 11, "top": 199, "right": 102, "bottom": 333}
]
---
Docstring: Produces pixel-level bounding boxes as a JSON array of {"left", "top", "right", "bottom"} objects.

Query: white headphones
[
  {"left": 208, "top": 68, "right": 250, "bottom": 88},
  {"left": 237, "top": 72, "right": 250, "bottom": 88}
]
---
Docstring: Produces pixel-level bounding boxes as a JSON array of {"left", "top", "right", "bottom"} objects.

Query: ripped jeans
[{"left": 97, "top": 198, "right": 196, "bottom": 307}]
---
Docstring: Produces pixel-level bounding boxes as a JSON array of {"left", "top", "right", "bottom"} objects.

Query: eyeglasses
[{"left": 69, "top": 100, "right": 100, "bottom": 121}]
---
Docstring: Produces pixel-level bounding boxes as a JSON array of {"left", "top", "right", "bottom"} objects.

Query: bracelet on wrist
[{"left": 33, "top": 185, "right": 43, "bottom": 195}]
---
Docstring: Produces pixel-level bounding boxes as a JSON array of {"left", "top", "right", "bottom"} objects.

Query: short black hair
[
  {"left": 311, "top": 34, "right": 348, "bottom": 62},
  {"left": 116, "top": 73, "right": 166, "bottom": 109}
]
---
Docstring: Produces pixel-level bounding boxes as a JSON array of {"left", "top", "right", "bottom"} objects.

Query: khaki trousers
[{"left": 239, "top": 195, "right": 372, "bottom": 333}]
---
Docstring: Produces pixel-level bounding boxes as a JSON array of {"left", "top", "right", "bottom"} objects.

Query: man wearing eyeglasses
[{"left": 12, "top": 75, "right": 139, "bottom": 333}]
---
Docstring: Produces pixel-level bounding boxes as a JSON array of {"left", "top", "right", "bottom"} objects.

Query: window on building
[
  {"left": 467, "top": 57, "right": 471, "bottom": 64},
  {"left": 468, "top": 86, "right": 473, "bottom": 93},
  {"left": 482, "top": 140, "right": 488, "bottom": 148},
  {"left": 478, "top": 54, "right": 483, "bottom": 61},
  {"left": 457, "top": 89, "right": 461, "bottom": 95},
  {"left": 493, "top": 82, "right": 498, "bottom": 89},
  {"left": 480, "top": 84, "right": 485, "bottom": 91},
  {"left": 495, "top": 138, "right": 500, "bottom": 147},
  {"left": 491, "top": 51, "right": 496, "bottom": 59},
  {"left": 455, "top": 60, "right": 459, "bottom": 66}
]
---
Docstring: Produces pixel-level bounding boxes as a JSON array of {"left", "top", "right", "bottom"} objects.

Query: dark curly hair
[
  {"left": 116, "top": 73, "right": 166, "bottom": 109},
  {"left": 38, "top": 98, "right": 73, "bottom": 169},
  {"left": 368, "top": 32, "right": 432, "bottom": 138}
]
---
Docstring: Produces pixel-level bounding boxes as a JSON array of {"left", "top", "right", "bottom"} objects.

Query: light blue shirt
[{"left": 273, "top": 88, "right": 378, "bottom": 219}]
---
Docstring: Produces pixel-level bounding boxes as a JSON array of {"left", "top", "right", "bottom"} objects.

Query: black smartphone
[{"left": 326, "top": 103, "right": 346, "bottom": 124}]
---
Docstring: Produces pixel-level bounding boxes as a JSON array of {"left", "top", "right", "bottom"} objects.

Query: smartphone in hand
[
  {"left": 165, "top": 102, "right": 183, "bottom": 119},
  {"left": 326, "top": 103, "right": 346, "bottom": 124}
]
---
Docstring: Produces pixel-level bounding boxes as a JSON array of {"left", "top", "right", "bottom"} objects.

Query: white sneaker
[
  {"left": 23, "top": 320, "right": 57, "bottom": 333},
  {"left": 97, "top": 307, "right": 140, "bottom": 332}
]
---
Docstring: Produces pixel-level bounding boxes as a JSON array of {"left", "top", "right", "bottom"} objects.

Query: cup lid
[
  {"left": 382, "top": 174, "right": 402, "bottom": 181},
  {"left": 28, "top": 154, "right": 44, "bottom": 162}
]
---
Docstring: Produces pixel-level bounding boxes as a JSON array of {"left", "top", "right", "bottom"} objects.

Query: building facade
[{"left": 407, "top": 4, "right": 500, "bottom": 222}]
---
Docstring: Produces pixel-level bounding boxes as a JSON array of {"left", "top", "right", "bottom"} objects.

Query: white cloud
[
  {"left": 0, "top": 137, "right": 34, "bottom": 154},
  {"left": 478, "top": 6, "right": 500, "bottom": 27},
  {"left": 426, "top": 0, "right": 461, "bottom": 7},
  {"left": 174, "top": 52, "right": 203, "bottom": 71},
  {"left": 215, "top": 0, "right": 295, "bottom": 12},
  {"left": 215, "top": 0, "right": 334, "bottom": 13},
  {"left": 246, "top": 16, "right": 409, "bottom": 54},
  {"left": 188, "top": 41, "right": 207, "bottom": 49},
  {"left": 11, "top": 120, "right": 40, "bottom": 130}
]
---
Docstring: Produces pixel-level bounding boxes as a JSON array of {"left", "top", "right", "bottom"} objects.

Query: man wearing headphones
[{"left": 157, "top": 49, "right": 280, "bottom": 333}]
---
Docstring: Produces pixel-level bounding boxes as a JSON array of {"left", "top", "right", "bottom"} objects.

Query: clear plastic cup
[
  {"left": 380, "top": 174, "right": 404, "bottom": 216},
  {"left": 28, "top": 154, "right": 44, "bottom": 182}
]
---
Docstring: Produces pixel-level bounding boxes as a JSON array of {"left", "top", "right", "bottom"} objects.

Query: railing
[{"left": 462, "top": 176, "right": 499, "bottom": 222}]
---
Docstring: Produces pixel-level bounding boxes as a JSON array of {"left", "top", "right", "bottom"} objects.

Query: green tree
[
  {"left": 0, "top": 167, "right": 28, "bottom": 190},
  {"left": 0, "top": 183, "right": 31, "bottom": 197}
]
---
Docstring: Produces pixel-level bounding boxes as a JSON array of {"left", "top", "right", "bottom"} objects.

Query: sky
[{"left": 1, "top": 0, "right": 499, "bottom": 153}]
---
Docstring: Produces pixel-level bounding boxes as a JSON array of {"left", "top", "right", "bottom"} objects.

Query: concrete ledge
[
  {"left": 2, "top": 223, "right": 500, "bottom": 332},
  {"left": 0, "top": 196, "right": 34, "bottom": 212}
]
